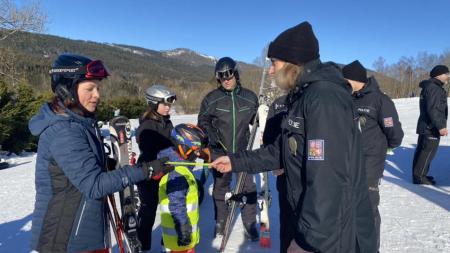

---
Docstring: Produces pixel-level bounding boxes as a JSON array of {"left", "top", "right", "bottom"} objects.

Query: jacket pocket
[{"left": 284, "top": 116, "right": 305, "bottom": 158}]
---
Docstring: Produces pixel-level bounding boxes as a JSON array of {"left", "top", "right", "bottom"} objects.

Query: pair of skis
[
  {"left": 219, "top": 60, "right": 273, "bottom": 252},
  {"left": 104, "top": 116, "right": 141, "bottom": 253}
]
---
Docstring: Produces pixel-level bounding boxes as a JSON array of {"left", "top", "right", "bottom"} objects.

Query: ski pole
[{"left": 166, "top": 161, "right": 211, "bottom": 167}]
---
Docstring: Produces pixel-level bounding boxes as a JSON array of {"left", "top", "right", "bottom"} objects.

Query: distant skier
[
  {"left": 412, "top": 65, "right": 449, "bottom": 185},
  {"left": 197, "top": 57, "right": 259, "bottom": 240},
  {"left": 342, "top": 60, "right": 404, "bottom": 251},
  {"left": 135, "top": 84, "right": 177, "bottom": 251},
  {"left": 29, "top": 54, "right": 173, "bottom": 253},
  {"left": 157, "top": 123, "right": 210, "bottom": 253}
]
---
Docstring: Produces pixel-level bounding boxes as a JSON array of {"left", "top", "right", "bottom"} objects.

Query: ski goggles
[
  {"left": 177, "top": 145, "right": 210, "bottom": 161},
  {"left": 49, "top": 60, "right": 110, "bottom": 79},
  {"left": 216, "top": 69, "right": 235, "bottom": 81},
  {"left": 162, "top": 95, "right": 177, "bottom": 104},
  {"left": 147, "top": 95, "right": 177, "bottom": 105}
]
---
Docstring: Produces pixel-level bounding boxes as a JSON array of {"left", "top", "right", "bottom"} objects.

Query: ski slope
[{"left": 0, "top": 97, "right": 449, "bottom": 252}]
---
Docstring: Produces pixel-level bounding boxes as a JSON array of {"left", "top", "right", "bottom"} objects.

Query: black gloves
[
  {"left": 140, "top": 157, "right": 174, "bottom": 180},
  {"left": 175, "top": 223, "right": 192, "bottom": 246},
  {"left": 106, "top": 157, "right": 117, "bottom": 171}
]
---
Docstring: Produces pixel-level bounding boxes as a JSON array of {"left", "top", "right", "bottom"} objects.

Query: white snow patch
[{"left": 0, "top": 98, "right": 449, "bottom": 252}]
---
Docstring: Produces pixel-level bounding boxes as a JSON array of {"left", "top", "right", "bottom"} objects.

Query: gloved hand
[
  {"left": 140, "top": 157, "right": 174, "bottom": 180},
  {"left": 175, "top": 223, "right": 192, "bottom": 246},
  {"left": 106, "top": 157, "right": 117, "bottom": 171}
]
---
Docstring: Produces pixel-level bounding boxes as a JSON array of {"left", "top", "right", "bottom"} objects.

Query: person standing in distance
[{"left": 412, "top": 65, "right": 449, "bottom": 185}]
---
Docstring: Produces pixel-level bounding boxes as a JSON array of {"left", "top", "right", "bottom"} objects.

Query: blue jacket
[
  {"left": 29, "top": 104, "right": 145, "bottom": 253},
  {"left": 158, "top": 148, "right": 193, "bottom": 226}
]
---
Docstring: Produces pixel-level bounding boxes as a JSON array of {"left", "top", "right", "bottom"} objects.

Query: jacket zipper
[
  {"left": 231, "top": 91, "right": 236, "bottom": 152},
  {"left": 75, "top": 201, "right": 87, "bottom": 236}
]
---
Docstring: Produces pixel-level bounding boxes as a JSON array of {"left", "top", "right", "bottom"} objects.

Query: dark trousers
[
  {"left": 212, "top": 170, "right": 257, "bottom": 224},
  {"left": 277, "top": 174, "right": 295, "bottom": 253},
  {"left": 136, "top": 179, "right": 160, "bottom": 251},
  {"left": 412, "top": 134, "right": 440, "bottom": 181},
  {"left": 367, "top": 177, "right": 381, "bottom": 252}
]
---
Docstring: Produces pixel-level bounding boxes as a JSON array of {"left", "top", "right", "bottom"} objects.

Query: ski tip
[
  {"left": 259, "top": 237, "right": 271, "bottom": 248},
  {"left": 259, "top": 225, "right": 271, "bottom": 248}
]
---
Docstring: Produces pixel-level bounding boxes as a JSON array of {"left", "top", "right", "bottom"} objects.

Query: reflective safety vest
[{"left": 159, "top": 166, "right": 200, "bottom": 251}]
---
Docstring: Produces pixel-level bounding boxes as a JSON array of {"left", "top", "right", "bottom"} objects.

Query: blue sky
[{"left": 32, "top": 0, "right": 450, "bottom": 68}]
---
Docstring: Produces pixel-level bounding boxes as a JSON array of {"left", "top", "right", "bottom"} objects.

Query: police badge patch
[
  {"left": 383, "top": 117, "right": 394, "bottom": 127},
  {"left": 308, "top": 139, "right": 324, "bottom": 160}
]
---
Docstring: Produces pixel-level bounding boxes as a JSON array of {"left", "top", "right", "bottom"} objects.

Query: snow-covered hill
[{"left": 1, "top": 98, "right": 449, "bottom": 252}]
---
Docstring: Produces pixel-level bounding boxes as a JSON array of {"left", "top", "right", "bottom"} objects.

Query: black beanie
[
  {"left": 342, "top": 60, "right": 368, "bottom": 83},
  {"left": 267, "top": 21, "right": 319, "bottom": 65},
  {"left": 430, "top": 65, "right": 449, "bottom": 78}
]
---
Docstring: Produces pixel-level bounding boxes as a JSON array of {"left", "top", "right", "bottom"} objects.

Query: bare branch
[{"left": 0, "top": 0, "right": 47, "bottom": 41}]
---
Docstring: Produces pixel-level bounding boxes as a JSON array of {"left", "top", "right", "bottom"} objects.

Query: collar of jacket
[
  {"left": 218, "top": 82, "right": 242, "bottom": 95},
  {"left": 353, "top": 76, "right": 380, "bottom": 98},
  {"left": 287, "top": 59, "right": 321, "bottom": 104},
  {"left": 64, "top": 106, "right": 98, "bottom": 128},
  {"left": 431, "top": 77, "right": 445, "bottom": 86},
  {"left": 148, "top": 110, "right": 171, "bottom": 123}
]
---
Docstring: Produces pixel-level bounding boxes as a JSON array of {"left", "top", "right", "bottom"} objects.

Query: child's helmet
[{"left": 171, "top": 123, "right": 209, "bottom": 161}]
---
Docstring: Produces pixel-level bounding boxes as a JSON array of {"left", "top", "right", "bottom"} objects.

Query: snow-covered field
[{"left": 1, "top": 97, "right": 449, "bottom": 252}]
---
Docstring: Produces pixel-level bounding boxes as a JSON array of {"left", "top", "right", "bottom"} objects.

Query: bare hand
[
  {"left": 287, "top": 240, "right": 313, "bottom": 253},
  {"left": 272, "top": 169, "right": 284, "bottom": 176},
  {"left": 439, "top": 128, "right": 448, "bottom": 136},
  {"left": 210, "top": 156, "right": 232, "bottom": 173}
]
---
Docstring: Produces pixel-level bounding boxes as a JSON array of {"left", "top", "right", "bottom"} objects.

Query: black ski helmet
[
  {"left": 145, "top": 84, "right": 176, "bottom": 111},
  {"left": 171, "top": 123, "right": 209, "bottom": 161},
  {"left": 49, "top": 53, "right": 109, "bottom": 102},
  {"left": 215, "top": 57, "right": 239, "bottom": 83}
]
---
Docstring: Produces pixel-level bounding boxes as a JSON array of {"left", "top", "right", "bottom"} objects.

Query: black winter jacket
[
  {"left": 198, "top": 84, "right": 258, "bottom": 154},
  {"left": 229, "top": 60, "right": 377, "bottom": 253},
  {"left": 262, "top": 95, "right": 287, "bottom": 145},
  {"left": 416, "top": 78, "right": 448, "bottom": 137},
  {"left": 136, "top": 112, "right": 174, "bottom": 163},
  {"left": 353, "top": 77, "right": 404, "bottom": 180}
]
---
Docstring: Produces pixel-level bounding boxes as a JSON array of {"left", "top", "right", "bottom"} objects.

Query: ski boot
[
  {"left": 214, "top": 220, "right": 225, "bottom": 238},
  {"left": 244, "top": 222, "right": 259, "bottom": 242}
]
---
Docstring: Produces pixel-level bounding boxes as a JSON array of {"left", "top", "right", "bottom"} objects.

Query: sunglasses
[
  {"left": 216, "top": 69, "right": 235, "bottom": 81},
  {"left": 49, "top": 60, "right": 110, "bottom": 79}
]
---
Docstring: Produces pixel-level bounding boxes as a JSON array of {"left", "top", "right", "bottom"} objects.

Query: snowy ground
[{"left": 0, "top": 97, "right": 449, "bottom": 253}]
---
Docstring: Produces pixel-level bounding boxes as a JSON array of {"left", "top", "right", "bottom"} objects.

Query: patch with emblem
[
  {"left": 288, "top": 137, "right": 297, "bottom": 157},
  {"left": 308, "top": 139, "right": 324, "bottom": 160},
  {"left": 383, "top": 117, "right": 394, "bottom": 128}
]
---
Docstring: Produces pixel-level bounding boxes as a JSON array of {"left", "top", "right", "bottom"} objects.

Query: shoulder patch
[
  {"left": 308, "top": 139, "right": 325, "bottom": 161},
  {"left": 383, "top": 117, "right": 394, "bottom": 128}
]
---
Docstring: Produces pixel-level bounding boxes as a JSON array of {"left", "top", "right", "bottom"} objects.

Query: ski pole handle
[{"left": 166, "top": 161, "right": 211, "bottom": 167}]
